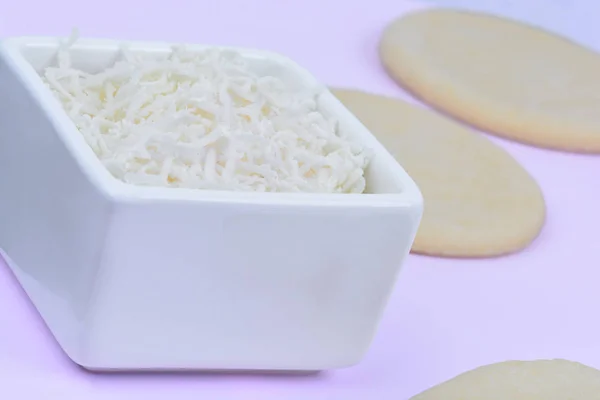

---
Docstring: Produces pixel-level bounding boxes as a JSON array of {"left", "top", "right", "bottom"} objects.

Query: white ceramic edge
[{"left": 0, "top": 36, "right": 423, "bottom": 209}]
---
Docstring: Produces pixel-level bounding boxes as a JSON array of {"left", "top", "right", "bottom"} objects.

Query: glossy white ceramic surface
[{"left": 0, "top": 37, "right": 423, "bottom": 371}]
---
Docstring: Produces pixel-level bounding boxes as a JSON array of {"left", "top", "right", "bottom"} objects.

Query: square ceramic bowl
[{"left": 0, "top": 36, "right": 423, "bottom": 371}]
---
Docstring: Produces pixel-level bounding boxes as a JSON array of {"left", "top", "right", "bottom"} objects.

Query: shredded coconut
[{"left": 41, "top": 33, "right": 372, "bottom": 193}]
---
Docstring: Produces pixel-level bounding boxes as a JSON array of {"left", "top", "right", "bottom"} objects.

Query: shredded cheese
[{"left": 41, "top": 35, "right": 372, "bottom": 193}]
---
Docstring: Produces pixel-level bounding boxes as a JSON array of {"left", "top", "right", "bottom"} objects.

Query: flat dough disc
[
  {"left": 332, "top": 89, "right": 545, "bottom": 258},
  {"left": 411, "top": 359, "right": 600, "bottom": 400},
  {"left": 380, "top": 9, "right": 600, "bottom": 153}
]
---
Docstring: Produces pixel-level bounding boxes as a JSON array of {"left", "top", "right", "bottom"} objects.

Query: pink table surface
[{"left": 1, "top": 0, "right": 600, "bottom": 398}]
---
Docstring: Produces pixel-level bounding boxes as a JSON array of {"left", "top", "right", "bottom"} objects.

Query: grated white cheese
[{"left": 41, "top": 35, "right": 372, "bottom": 193}]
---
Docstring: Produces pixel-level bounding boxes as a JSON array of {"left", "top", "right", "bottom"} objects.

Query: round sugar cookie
[
  {"left": 332, "top": 89, "right": 545, "bottom": 258},
  {"left": 410, "top": 359, "right": 600, "bottom": 400},
  {"left": 379, "top": 9, "right": 600, "bottom": 153}
]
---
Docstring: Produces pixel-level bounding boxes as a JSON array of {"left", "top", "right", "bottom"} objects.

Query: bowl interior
[{"left": 11, "top": 38, "right": 413, "bottom": 198}]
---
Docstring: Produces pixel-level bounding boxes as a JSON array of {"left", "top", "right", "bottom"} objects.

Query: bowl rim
[{"left": 0, "top": 36, "right": 423, "bottom": 208}]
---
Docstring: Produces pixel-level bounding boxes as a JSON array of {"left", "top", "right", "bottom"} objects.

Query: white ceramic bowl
[{"left": 0, "top": 37, "right": 423, "bottom": 371}]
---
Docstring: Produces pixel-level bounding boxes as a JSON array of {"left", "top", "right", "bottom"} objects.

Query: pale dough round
[
  {"left": 380, "top": 9, "right": 600, "bottom": 153},
  {"left": 411, "top": 359, "right": 600, "bottom": 400},
  {"left": 332, "top": 89, "right": 545, "bottom": 258}
]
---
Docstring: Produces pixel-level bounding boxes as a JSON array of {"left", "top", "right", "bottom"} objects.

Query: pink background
[{"left": 1, "top": 0, "right": 600, "bottom": 398}]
